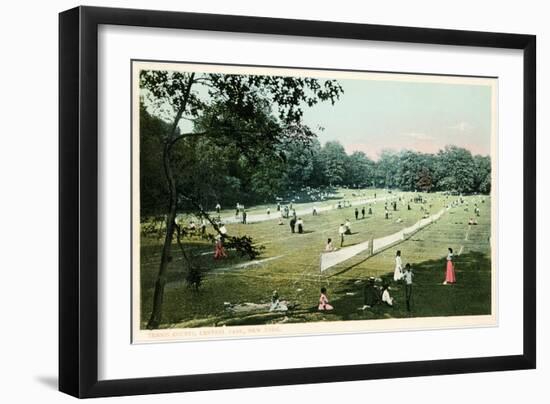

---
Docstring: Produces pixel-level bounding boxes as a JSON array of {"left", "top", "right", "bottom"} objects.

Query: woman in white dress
[{"left": 393, "top": 250, "right": 403, "bottom": 281}]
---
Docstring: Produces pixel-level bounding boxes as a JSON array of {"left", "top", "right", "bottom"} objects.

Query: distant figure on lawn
[
  {"left": 318, "top": 287, "right": 334, "bottom": 311},
  {"left": 242, "top": 210, "right": 247, "bottom": 224},
  {"left": 403, "top": 263, "right": 414, "bottom": 311},
  {"left": 361, "top": 206, "right": 365, "bottom": 219},
  {"left": 266, "top": 207, "right": 270, "bottom": 215},
  {"left": 381, "top": 284, "right": 394, "bottom": 306},
  {"left": 344, "top": 219, "right": 352, "bottom": 234},
  {"left": 355, "top": 208, "right": 359, "bottom": 220},
  {"left": 339, "top": 223, "right": 346, "bottom": 246},
  {"left": 277, "top": 202, "right": 281, "bottom": 211},
  {"left": 297, "top": 218, "right": 304, "bottom": 234},
  {"left": 235, "top": 203, "right": 240, "bottom": 217},
  {"left": 385, "top": 207, "right": 389, "bottom": 219},
  {"left": 290, "top": 217, "right": 297, "bottom": 233},
  {"left": 443, "top": 247, "right": 456, "bottom": 285},
  {"left": 313, "top": 206, "right": 318, "bottom": 216},
  {"left": 394, "top": 250, "right": 403, "bottom": 281},
  {"left": 214, "top": 234, "right": 227, "bottom": 259},
  {"left": 337, "top": 201, "right": 342, "bottom": 209},
  {"left": 363, "top": 277, "right": 379, "bottom": 308},
  {"left": 368, "top": 206, "right": 373, "bottom": 215},
  {"left": 215, "top": 202, "right": 221, "bottom": 214},
  {"left": 407, "top": 203, "right": 411, "bottom": 211},
  {"left": 325, "top": 238, "right": 334, "bottom": 252}
]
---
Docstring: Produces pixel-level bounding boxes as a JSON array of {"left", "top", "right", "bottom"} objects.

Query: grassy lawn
[{"left": 139, "top": 188, "right": 492, "bottom": 328}]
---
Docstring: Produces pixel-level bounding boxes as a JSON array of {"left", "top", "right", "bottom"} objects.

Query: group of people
[
  {"left": 289, "top": 217, "right": 305, "bottom": 234},
  {"left": 338, "top": 220, "right": 352, "bottom": 246},
  {"left": 320, "top": 246, "right": 458, "bottom": 313}
]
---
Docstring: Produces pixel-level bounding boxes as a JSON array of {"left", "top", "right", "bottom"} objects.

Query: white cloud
[
  {"left": 405, "top": 132, "right": 434, "bottom": 141},
  {"left": 449, "top": 121, "right": 472, "bottom": 132}
]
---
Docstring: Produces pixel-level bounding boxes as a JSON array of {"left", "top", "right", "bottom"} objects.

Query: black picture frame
[{"left": 59, "top": 5, "right": 536, "bottom": 398}]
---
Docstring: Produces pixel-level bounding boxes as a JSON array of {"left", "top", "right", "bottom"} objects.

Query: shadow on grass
[{"left": 325, "top": 250, "right": 492, "bottom": 322}]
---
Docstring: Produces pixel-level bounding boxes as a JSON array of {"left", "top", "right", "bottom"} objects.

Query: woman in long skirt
[
  {"left": 443, "top": 247, "right": 456, "bottom": 284},
  {"left": 393, "top": 250, "right": 403, "bottom": 281},
  {"left": 214, "top": 236, "right": 227, "bottom": 259}
]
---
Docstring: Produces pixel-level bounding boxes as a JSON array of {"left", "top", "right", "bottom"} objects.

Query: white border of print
[{"left": 98, "top": 24, "right": 522, "bottom": 381}]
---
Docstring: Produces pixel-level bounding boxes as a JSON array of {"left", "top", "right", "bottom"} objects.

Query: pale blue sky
[
  {"left": 153, "top": 71, "right": 494, "bottom": 160},
  {"left": 302, "top": 78, "right": 493, "bottom": 160}
]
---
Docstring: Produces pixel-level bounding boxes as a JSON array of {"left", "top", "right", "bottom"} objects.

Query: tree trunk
[
  {"left": 145, "top": 73, "right": 195, "bottom": 329},
  {"left": 146, "top": 142, "right": 178, "bottom": 329}
]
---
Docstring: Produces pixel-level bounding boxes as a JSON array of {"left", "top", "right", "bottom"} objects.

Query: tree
[
  {"left": 416, "top": 167, "right": 434, "bottom": 192},
  {"left": 345, "top": 151, "right": 374, "bottom": 187},
  {"left": 140, "top": 70, "right": 343, "bottom": 328},
  {"left": 473, "top": 155, "right": 491, "bottom": 194},
  {"left": 435, "top": 145, "right": 476, "bottom": 194},
  {"left": 321, "top": 141, "right": 348, "bottom": 186},
  {"left": 375, "top": 149, "right": 400, "bottom": 188}
]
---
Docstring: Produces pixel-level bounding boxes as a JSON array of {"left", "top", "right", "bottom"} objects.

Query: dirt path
[{"left": 218, "top": 195, "right": 395, "bottom": 224}]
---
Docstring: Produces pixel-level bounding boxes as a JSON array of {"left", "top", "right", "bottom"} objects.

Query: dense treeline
[{"left": 141, "top": 103, "right": 491, "bottom": 217}]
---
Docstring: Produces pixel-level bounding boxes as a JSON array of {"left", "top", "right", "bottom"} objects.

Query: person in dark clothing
[
  {"left": 361, "top": 206, "right": 365, "bottom": 219},
  {"left": 355, "top": 208, "right": 359, "bottom": 220},
  {"left": 363, "top": 277, "right": 380, "bottom": 308},
  {"left": 290, "top": 217, "right": 296, "bottom": 233},
  {"left": 297, "top": 218, "right": 304, "bottom": 234},
  {"left": 403, "top": 263, "right": 414, "bottom": 312}
]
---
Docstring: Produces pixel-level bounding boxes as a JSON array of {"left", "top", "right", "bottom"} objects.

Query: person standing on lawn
[
  {"left": 290, "top": 216, "right": 297, "bottom": 233},
  {"left": 393, "top": 250, "right": 403, "bottom": 281},
  {"left": 339, "top": 223, "right": 346, "bottom": 246},
  {"left": 443, "top": 247, "right": 456, "bottom": 285},
  {"left": 403, "top": 263, "right": 414, "bottom": 311}
]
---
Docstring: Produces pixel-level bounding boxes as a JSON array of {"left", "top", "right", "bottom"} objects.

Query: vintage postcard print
[{"left": 132, "top": 60, "right": 497, "bottom": 343}]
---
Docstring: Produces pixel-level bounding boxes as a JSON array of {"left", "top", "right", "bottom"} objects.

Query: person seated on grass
[
  {"left": 362, "top": 277, "right": 380, "bottom": 309},
  {"left": 318, "top": 287, "right": 334, "bottom": 311},
  {"left": 325, "top": 238, "right": 335, "bottom": 252},
  {"left": 344, "top": 219, "right": 352, "bottom": 234},
  {"left": 381, "top": 284, "right": 394, "bottom": 306},
  {"left": 269, "top": 290, "right": 288, "bottom": 312}
]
